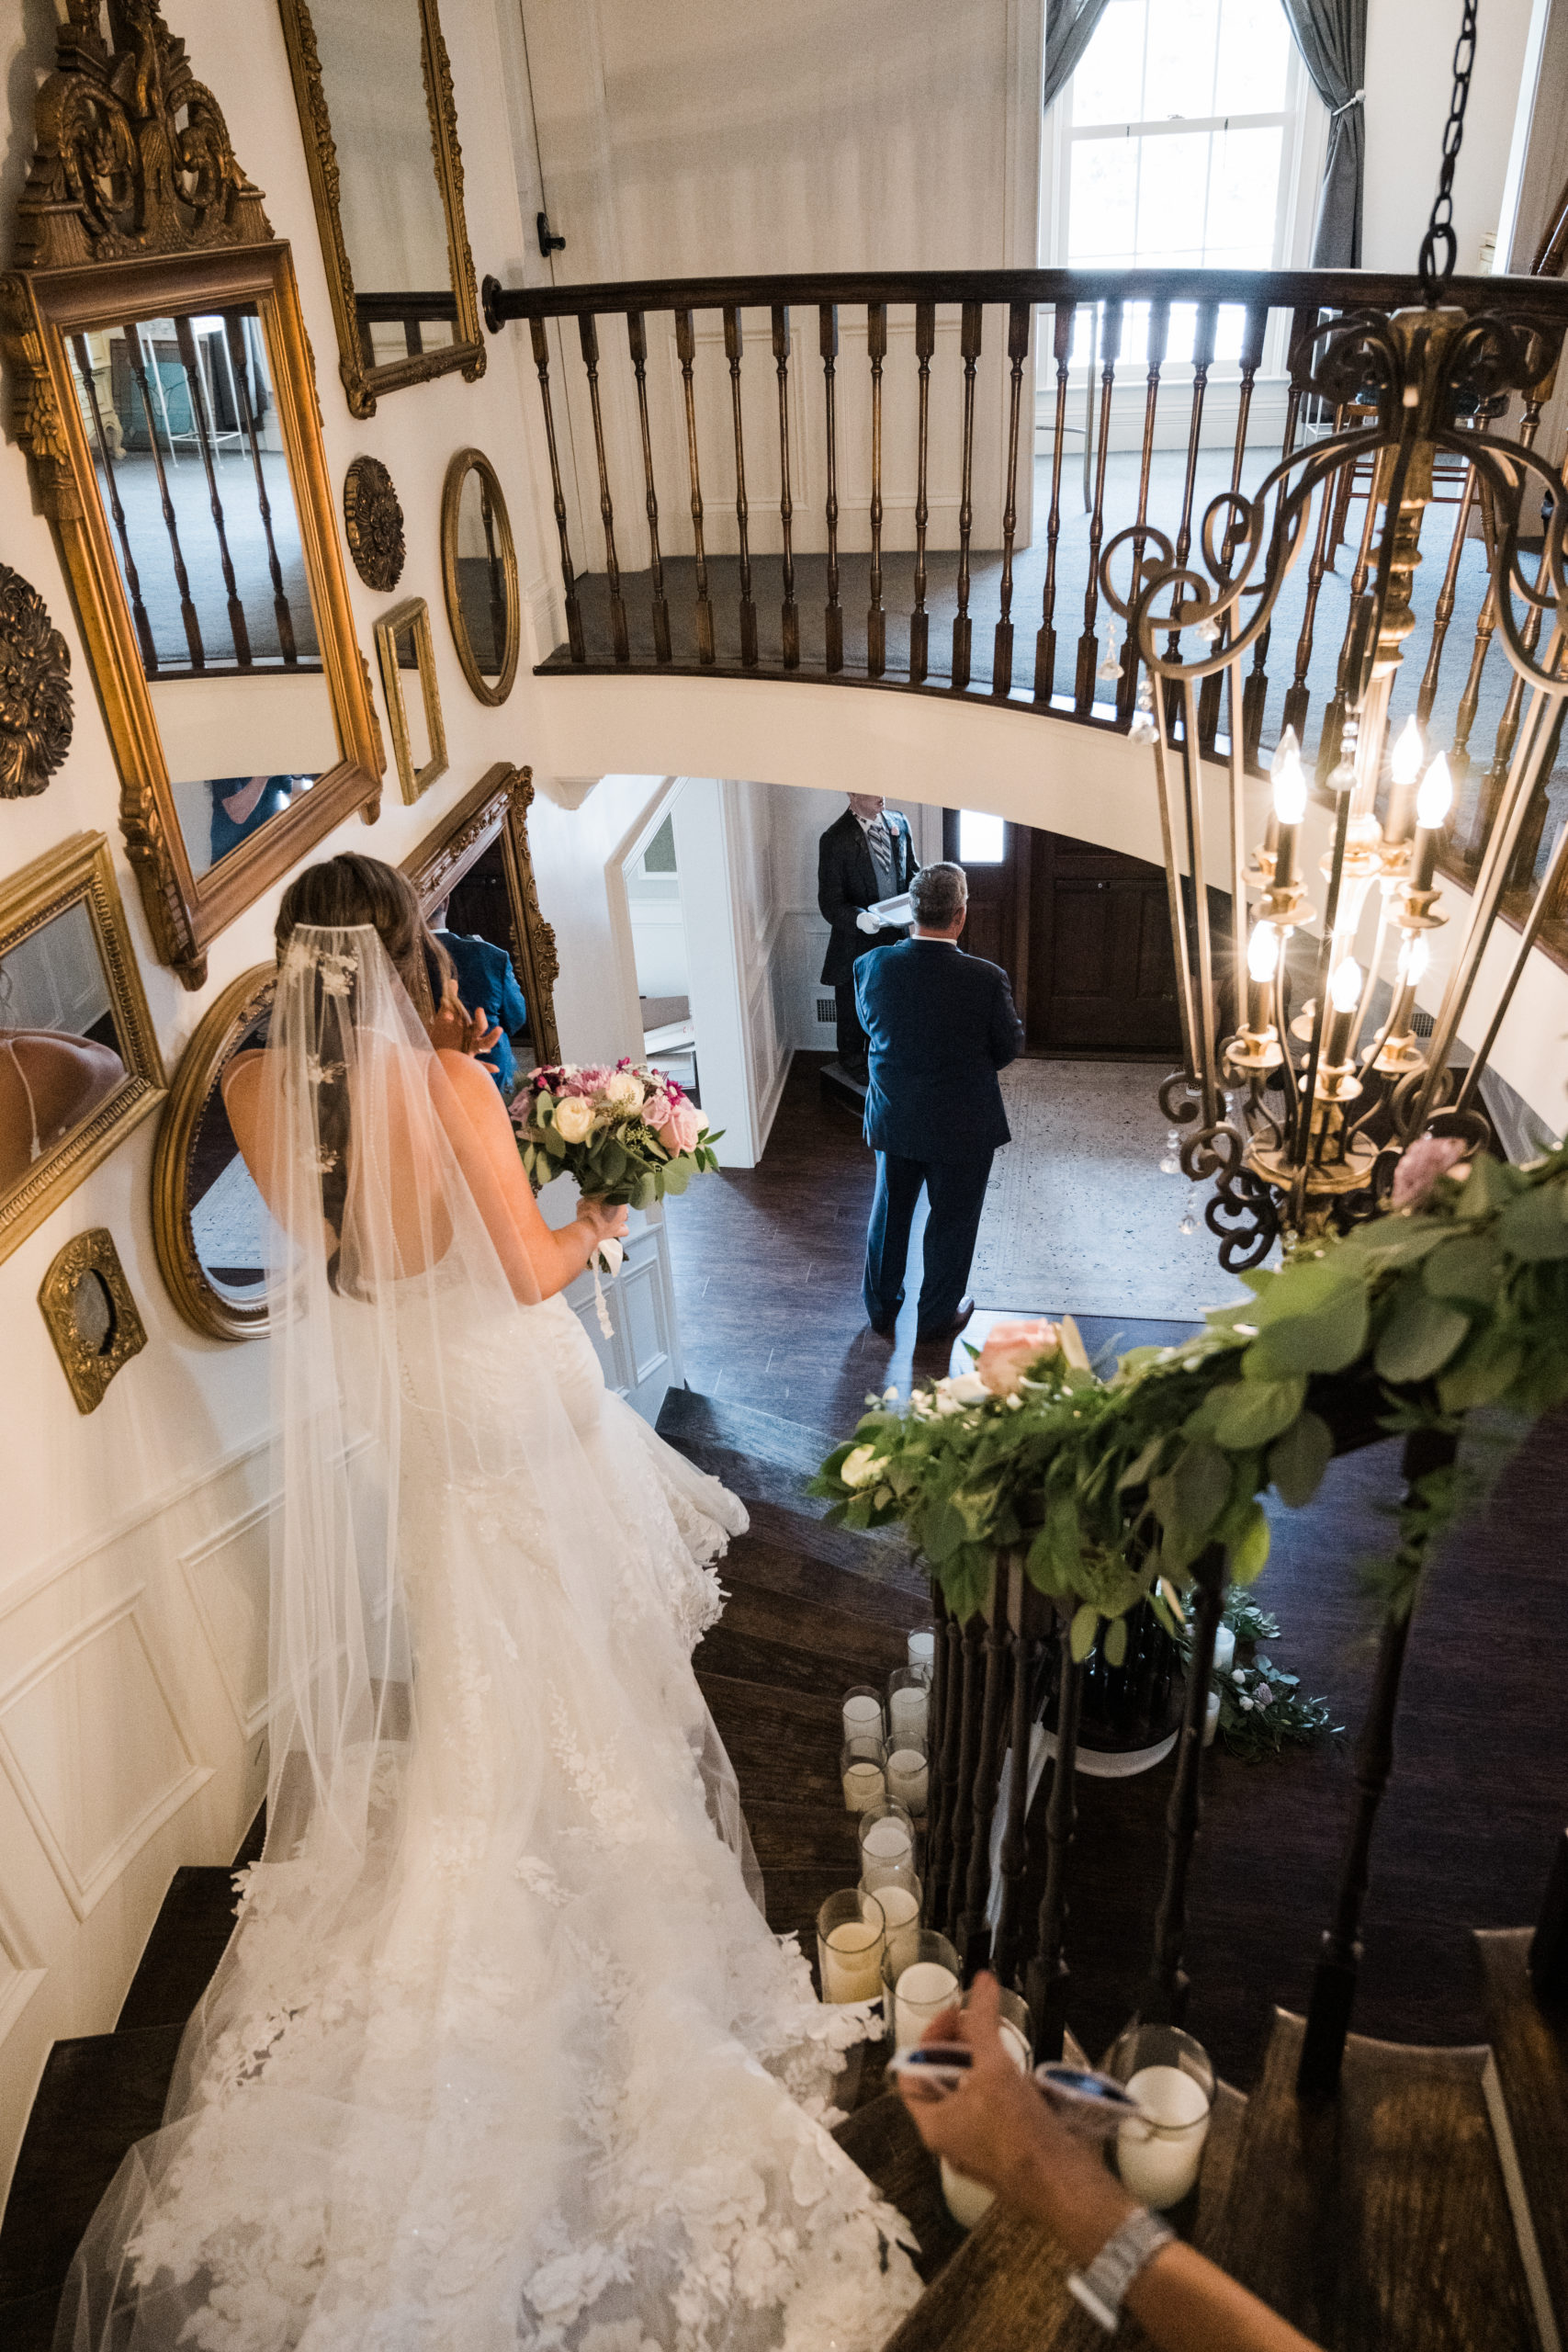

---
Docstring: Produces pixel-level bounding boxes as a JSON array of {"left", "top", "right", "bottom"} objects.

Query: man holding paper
[{"left": 817, "top": 793, "right": 918, "bottom": 1081}]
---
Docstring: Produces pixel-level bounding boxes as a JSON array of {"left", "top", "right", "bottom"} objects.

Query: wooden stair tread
[
  {"left": 116, "top": 1864, "right": 237, "bottom": 2032},
  {"left": 718, "top": 1524, "right": 927, "bottom": 1626},
  {"left": 739, "top": 1489, "right": 926, "bottom": 1589},
  {"left": 707, "top": 1574, "right": 915, "bottom": 1675},
  {"left": 1475, "top": 1927, "right": 1568, "bottom": 2336},
  {"left": 1213, "top": 2007, "right": 1540, "bottom": 2352}
]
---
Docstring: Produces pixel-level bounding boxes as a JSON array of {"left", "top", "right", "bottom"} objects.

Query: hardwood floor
[{"left": 662, "top": 1051, "right": 1568, "bottom": 2087}]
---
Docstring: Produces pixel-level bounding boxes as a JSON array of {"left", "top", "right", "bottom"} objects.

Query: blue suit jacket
[
  {"left": 437, "top": 930, "right": 528, "bottom": 1094},
  {"left": 855, "top": 938, "right": 1024, "bottom": 1161}
]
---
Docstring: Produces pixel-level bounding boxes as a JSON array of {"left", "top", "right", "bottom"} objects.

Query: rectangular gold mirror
[
  {"left": 278, "top": 0, "right": 484, "bottom": 417},
  {"left": 0, "top": 834, "right": 166, "bottom": 1265},
  {"left": 404, "top": 763, "right": 560, "bottom": 1080},
  {"left": 2, "top": 6, "right": 383, "bottom": 990},
  {"left": 375, "top": 597, "right": 447, "bottom": 803}
]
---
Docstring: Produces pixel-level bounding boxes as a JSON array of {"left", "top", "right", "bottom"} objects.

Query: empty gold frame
[
  {"left": 39, "top": 1227, "right": 149, "bottom": 1413},
  {"left": 404, "top": 763, "right": 560, "bottom": 1067},
  {"left": 441, "top": 448, "right": 520, "bottom": 706},
  {"left": 0, "top": 834, "right": 166, "bottom": 1267},
  {"left": 375, "top": 598, "right": 448, "bottom": 803},
  {"left": 1, "top": 4, "right": 383, "bottom": 991},
  {"left": 277, "top": 0, "right": 485, "bottom": 418},
  {"left": 152, "top": 964, "right": 276, "bottom": 1342}
]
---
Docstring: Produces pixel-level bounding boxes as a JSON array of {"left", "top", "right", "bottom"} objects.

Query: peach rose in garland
[{"left": 976, "top": 1315, "right": 1091, "bottom": 1396}]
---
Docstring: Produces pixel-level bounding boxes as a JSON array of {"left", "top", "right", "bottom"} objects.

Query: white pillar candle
[
  {"left": 942, "top": 2018, "right": 1032, "bottom": 2225},
  {"left": 889, "top": 1685, "right": 929, "bottom": 1743},
  {"left": 1202, "top": 1690, "right": 1221, "bottom": 1749},
  {"left": 1117, "top": 2065, "right": 1212, "bottom": 2208},
  {"left": 861, "top": 1814, "right": 914, "bottom": 1865},
  {"left": 820, "top": 1918, "right": 886, "bottom": 2004},
  {"left": 843, "top": 1692, "right": 884, "bottom": 1739},
  {"left": 894, "top": 1960, "right": 959, "bottom": 2051},
  {"left": 1212, "top": 1626, "right": 1235, "bottom": 1677},
  {"left": 842, "top": 1759, "right": 886, "bottom": 1814},
  {"left": 908, "top": 1629, "right": 936, "bottom": 1672},
  {"left": 886, "top": 1750, "right": 929, "bottom": 1814},
  {"left": 871, "top": 1880, "right": 920, "bottom": 1933}
]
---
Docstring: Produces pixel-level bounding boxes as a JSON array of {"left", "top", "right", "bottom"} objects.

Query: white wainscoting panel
[{"left": 180, "top": 1497, "right": 276, "bottom": 1739}]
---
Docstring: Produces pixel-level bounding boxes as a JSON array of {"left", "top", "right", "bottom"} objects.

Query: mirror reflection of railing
[
  {"left": 486, "top": 265, "right": 1568, "bottom": 964},
  {"left": 353, "top": 288, "right": 460, "bottom": 368}
]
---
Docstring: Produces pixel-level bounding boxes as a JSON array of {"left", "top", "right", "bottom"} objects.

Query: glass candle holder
[
  {"left": 856, "top": 1798, "right": 916, "bottom": 1875},
  {"left": 840, "top": 1735, "right": 887, "bottom": 1815},
  {"left": 907, "top": 1624, "right": 937, "bottom": 1678},
  {"left": 817, "top": 1888, "right": 886, "bottom": 2005},
  {"left": 860, "top": 1869, "right": 921, "bottom": 1936},
  {"left": 1105, "top": 2019, "right": 1216, "bottom": 2209},
  {"left": 881, "top": 1926, "right": 962, "bottom": 2052},
  {"left": 885, "top": 1735, "right": 929, "bottom": 1816},
  {"left": 841, "top": 1684, "right": 886, "bottom": 1745},
  {"left": 942, "top": 1985, "right": 1035, "bottom": 2227},
  {"left": 887, "top": 1666, "right": 931, "bottom": 1746}
]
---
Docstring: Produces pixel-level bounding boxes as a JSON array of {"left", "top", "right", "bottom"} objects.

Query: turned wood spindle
[
  {"left": 723, "top": 305, "right": 758, "bottom": 669},
  {"left": 1123, "top": 295, "right": 1172, "bottom": 726},
  {"left": 922, "top": 1590, "right": 951, "bottom": 1923},
  {"left": 223, "top": 310, "right": 300, "bottom": 668},
  {"left": 958, "top": 1588, "right": 1011, "bottom": 1971},
  {"left": 820, "top": 304, "right": 843, "bottom": 673},
  {"left": 174, "top": 316, "right": 251, "bottom": 669},
  {"left": 953, "top": 299, "right": 984, "bottom": 693},
  {"left": 1027, "top": 1611, "right": 1085, "bottom": 2061},
  {"left": 866, "top": 300, "right": 887, "bottom": 678},
  {"left": 1243, "top": 304, "right": 1316, "bottom": 768},
  {"left": 1034, "top": 302, "right": 1076, "bottom": 706},
  {"left": 943, "top": 1613, "right": 986, "bottom": 1942},
  {"left": 910, "top": 300, "right": 935, "bottom": 685},
  {"left": 1075, "top": 298, "right": 1121, "bottom": 714},
  {"left": 73, "top": 333, "right": 159, "bottom": 677},
  {"left": 527, "top": 317, "right": 586, "bottom": 664},
  {"left": 626, "top": 311, "right": 671, "bottom": 664},
  {"left": 125, "top": 320, "right": 205, "bottom": 673},
  {"left": 991, "top": 1566, "right": 1036, "bottom": 1993},
  {"left": 1199, "top": 300, "right": 1268, "bottom": 750},
  {"left": 773, "top": 305, "right": 798, "bottom": 670},
  {"left": 675, "top": 310, "right": 716, "bottom": 667},
  {"left": 993, "top": 301, "right": 1031, "bottom": 699},
  {"left": 579, "top": 311, "right": 629, "bottom": 663},
  {"left": 1137, "top": 1560, "right": 1225, "bottom": 2027}
]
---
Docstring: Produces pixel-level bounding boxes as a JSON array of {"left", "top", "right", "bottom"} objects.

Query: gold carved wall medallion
[
  {"left": 39, "top": 1226, "right": 148, "bottom": 1413},
  {"left": 344, "top": 456, "right": 405, "bottom": 592},
  {"left": 0, "top": 563, "right": 73, "bottom": 796}
]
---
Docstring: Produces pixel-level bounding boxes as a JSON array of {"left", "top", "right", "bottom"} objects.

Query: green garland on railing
[{"left": 812, "top": 1138, "right": 1568, "bottom": 1645}]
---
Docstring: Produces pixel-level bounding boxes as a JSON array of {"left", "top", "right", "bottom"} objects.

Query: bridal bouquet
[{"left": 511, "top": 1060, "right": 721, "bottom": 1211}]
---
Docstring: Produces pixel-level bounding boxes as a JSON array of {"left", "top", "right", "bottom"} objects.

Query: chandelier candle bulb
[
  {"left": 1271, "top": 743, "right": 1308, "bottom": 892},
  {"left": 1246, "top": 922, "right": 1280, "bottom": 1032},
  {"left": 1325, "top": 957, "right": 1363, "bottom": 1066},
  {"left": 1408, "top": 752, "right": 1454, "bottom": 895},
  {"left": 1386, "top": 715, "right": 1425, "bottom": 846}
]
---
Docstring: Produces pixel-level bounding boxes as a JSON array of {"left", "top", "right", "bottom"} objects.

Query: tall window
[{"left": 1052, "top": 0, "right": 1311, "bottom": 277}]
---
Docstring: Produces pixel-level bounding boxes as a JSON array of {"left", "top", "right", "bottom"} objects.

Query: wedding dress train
[{"left": 58, "top": 926, "right": 921, "bottom": 2352}]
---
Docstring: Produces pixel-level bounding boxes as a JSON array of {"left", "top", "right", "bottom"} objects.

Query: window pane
[
  {"left": 1068, "top": 136, "right": 1139, "bottom": 263},
  {"left": 1143, "top": 0, "right": 1218, "bottom": 119},
  {"left": 1136, "top": 130, "right": 1213, "bottom": 266},
  {"left": 1071, "top": 0, "right": 1145, "bottom": 125},
  {"left": 958, "top": 810, "right": 1005, "bottom": 864},
  {"left": 1213, "top": 0, "right": 1291, "bottom": 114},
  {"left": 1206, "top": 124, "right": 1282, "bottom": 266}
]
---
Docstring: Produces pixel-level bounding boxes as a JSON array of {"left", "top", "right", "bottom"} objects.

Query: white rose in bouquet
[
  {"left": 604, "top": 1069, "right": 644, "bottom": 1113},
  {"left": 839, "top": 1443, "right": 884, "bottom": 1489},
  {"left": 555, "top": 1095, "right": 598, "bottom": 1145}
]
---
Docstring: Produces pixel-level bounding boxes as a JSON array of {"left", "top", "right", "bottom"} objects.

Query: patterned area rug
[{"left": 968, "top": 1059, "right": 1253, "bottom": 1322}]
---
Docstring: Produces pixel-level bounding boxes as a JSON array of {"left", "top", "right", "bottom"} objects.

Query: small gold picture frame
[
  {"left": 39, "top": 1227, "right": 148, "bottom": 1414},
  {"left": 374, "top": 598, "right": 448, "bottom": 804}
]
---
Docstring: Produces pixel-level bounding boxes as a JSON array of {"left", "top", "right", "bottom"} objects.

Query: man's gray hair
[{"left": 910, "top": 862, "right": 968, "bottom": 929}]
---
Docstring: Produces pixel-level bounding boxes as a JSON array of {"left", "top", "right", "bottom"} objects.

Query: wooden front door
[
  {"left": 942, "top": 808, "right": 1030, "bottom": 1008},
  {"left": 1025, "top": 831, "right": 1182, "bottom": 1054}
]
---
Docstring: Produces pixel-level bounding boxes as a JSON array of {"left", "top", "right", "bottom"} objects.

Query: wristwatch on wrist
[{"left": 1066, "top": 2207, "right": 1177, "bottom": 2334}]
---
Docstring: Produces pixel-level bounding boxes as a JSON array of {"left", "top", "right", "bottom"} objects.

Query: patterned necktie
[{"left": 865, "top": 818, "right": 895, "bottom": 897}]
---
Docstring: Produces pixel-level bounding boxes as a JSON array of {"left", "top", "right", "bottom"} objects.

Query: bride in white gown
[{"left": 58, "top": 856, "right": 921, "bottom": 2352}]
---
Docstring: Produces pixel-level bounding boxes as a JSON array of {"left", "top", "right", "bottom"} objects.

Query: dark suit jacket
[
  {"left": 817, "top": 807, "right": 918, "bottom": 985},
  {"left": 437, "top": 930, "right": 528, "bottom": 1094},
  {"left": 855, "top": 938, "right": 1024, "bottom": 1161}
]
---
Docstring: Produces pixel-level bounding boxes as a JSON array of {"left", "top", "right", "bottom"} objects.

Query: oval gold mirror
[
  {"left": 152, "top": 965, "right": 276, "bottom": 1340},
  {"left": 441, "top": 448, "right": 519, "bottom": 706}
]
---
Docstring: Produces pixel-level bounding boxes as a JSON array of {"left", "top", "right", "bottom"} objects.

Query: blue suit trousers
[{"left": 863, "top": 1148, "right": 993, "bottom": 1338}]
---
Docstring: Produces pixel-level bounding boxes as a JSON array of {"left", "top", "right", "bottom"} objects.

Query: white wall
[{"left": 1363, "top": 0, "right": 1538, "bottom": 272}]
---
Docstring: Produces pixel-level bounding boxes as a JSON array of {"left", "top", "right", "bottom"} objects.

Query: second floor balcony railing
[{"left": 484, "top": 264, "right": 1568, "bottom": 969}]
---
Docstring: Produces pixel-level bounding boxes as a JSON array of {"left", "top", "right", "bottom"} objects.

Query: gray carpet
[{"left": 968, "top": 1058, "right": 1257, "bottom": 1322}]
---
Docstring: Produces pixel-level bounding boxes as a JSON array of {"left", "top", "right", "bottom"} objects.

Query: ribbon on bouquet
[{"left": 590, "top": 1236, "right": 624, "bottom": 1338}]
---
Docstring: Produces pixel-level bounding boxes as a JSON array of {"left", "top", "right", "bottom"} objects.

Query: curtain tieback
[{"left": 1330, "top": 88, "right": 1365, "bottom": 119}]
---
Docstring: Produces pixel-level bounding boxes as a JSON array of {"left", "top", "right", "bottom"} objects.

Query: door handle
[{"left": 536, "top": 210, "right": 567, "bottom": 258}]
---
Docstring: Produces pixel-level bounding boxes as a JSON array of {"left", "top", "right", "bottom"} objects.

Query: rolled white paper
[
  {"left": 1117, "top": 2064, "right": 1211, "bottom": 2208},
  {"left": 872, "top": 1881, "right": 919, "bottom": 1932},
  {"left": 820, "top": 1917, "right": 885, "bottom": 2003},
  {"left": 889, "top": 1686, "right": 929, "bottom": 1743},
  {"left": 843, "top": 1692, "right": 884, "bottom": 1738},
  {"left": 1212, "top": 1626, "right": 1235, "bottom": 1677},
  {"left": 861, "top": 1814, "right": 914, "bottom": 1863},
  {"left": 1202, "top": 1690, "right": 1221, "bottom": 1749},
  {"left": 842, "top": 1760, "right": 886, "bottom": 1814},
  {"left": 908, "top": 1629, "right": 936, "bottom": 1671},
  {"left": 894, "top": 1959, "right": 958, "bottom": 2051},
  {"left": 942, "top": 2020, "right": 1031, "bottom": 2225},
  {"left": 886, "top": 1750, "right": 929, "bottom": 1814}
]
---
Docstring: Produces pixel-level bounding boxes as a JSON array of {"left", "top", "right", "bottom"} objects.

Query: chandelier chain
[{"left": 1419, "top": 0, "right": 1479, "bottom": 303}]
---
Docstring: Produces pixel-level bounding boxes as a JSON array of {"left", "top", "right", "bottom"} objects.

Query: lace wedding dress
[{"left": 59, "top": 926, "right": 921, "bottom": 2352}]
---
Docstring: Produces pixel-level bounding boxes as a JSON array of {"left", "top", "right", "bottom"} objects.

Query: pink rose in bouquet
[
  {"left": 976, "top": 1315, "right": 1092, "bottom": 1396},
  {"left": 1391, "top": 1132, "right": 1471, "bottom": 1209},
  {"left": 649, "top": 1094, "right": 703, "bottom": 1154},
  {"left": 513, "top": 1059, "right": 720, "bottom": 1211}
]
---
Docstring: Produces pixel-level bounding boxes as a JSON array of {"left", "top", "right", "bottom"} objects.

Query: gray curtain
[
  {"left": 1280, "top": 0, "right": 1367, "bottom": 266},
  {"left": 1043, "top": 0, "right": 1113, "bottom": 114}
]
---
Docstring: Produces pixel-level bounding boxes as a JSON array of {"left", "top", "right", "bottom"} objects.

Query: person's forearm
[{"left": 533, "top": 1214, "right": 609, "bottom": 1299}]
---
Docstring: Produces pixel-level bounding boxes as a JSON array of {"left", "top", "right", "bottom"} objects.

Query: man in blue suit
[
  {"left": 855, "top": 861, "right": 1024, "bottom": 1346},
  {"left": 431, "top": 898, "right": 529, "bottom": 1095}
]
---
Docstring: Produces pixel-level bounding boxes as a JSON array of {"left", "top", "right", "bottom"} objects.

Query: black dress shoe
[{"left": 916, "top": 1296, "right": 975, "bottom": 1347}]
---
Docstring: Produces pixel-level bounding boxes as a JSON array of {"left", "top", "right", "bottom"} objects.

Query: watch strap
[{"left": 1066, "top": 2207, "right": 1177, "bottom": 2334}]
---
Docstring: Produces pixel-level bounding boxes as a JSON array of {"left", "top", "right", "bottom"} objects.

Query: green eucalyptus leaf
[
  {"left": 1070, "top": 1603, "right": 1100, "bottom": 1663},
  {"left": 631, "top": 1172, "right": 657, "bottom": 1210},
  {"left": 1497, "top": 1185, "right": 1568, "bottom": 1261},
  {"left": 1226, "top": 1498, "right": 1271, "bottom": 1584},
  {"left": 1424, "top": 1236, "right": 1505, "bottom": 1300},
  {"left": 1453, "top": 1154, "right": 1517, "bottom": 1220},
  {"left": 1437, "top": 1330, "right": 1524, "bottom": 1413},
  {"left": 542, "top": 1123, "right": 567, "bottom": 1159},
  {"left": 599, "top": 1140, "right": 626, "bottom": 1188},
  {"left": 1150, "top": 1438, "right": 1231, "bottom": 1544},
  {"left": 924, "top": 1497, "right": 968, "bottom": 1565},
  {"left": 661, "top": 1165, "right": 691, "bottom": 1197},
  {"left": 1245, "top": 1260, "right": 1369, "bottom": 1375},
  {"left": 1103, "top": 1614, "right": 1128, "bottom": 1668},
  {"left": 1268, "top": 1409, "right": 1333, "bottom": 1508},
  {"left": 1374, "top": 1285, "right": 1471, "bottom": 1384},
  {"left": 1210, "top": 1374, "right": 1307, "bottom": 1450},
  {"left": 1336, "top": 1215, "right": 1452, "bottom": 1268}
]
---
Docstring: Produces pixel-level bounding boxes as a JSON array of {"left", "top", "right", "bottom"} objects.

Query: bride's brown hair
[{"left": 274, "top": 854, "right": 455, "bottom": 1293}]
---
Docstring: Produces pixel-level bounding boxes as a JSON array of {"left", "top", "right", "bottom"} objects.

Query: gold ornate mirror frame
[
  {"left": 276, "top": 0, "right": 484, "bottom": 418},
  {"left": 1, "top": 4, "right": 384, "bottom": 992},
  {"left": 375, "top": 596, "right": 448, "bottom": 804},
  {"left": 0, "top": 832, "right": 166, "bottom": 1266},
  {"left": 39, "top": 1226, "right": 148, "bottom": 1413},
  {"left": 404, "top": 763, "right": 560, "bottom": 1065},
  {"left": 152, "top": 962, "right": 276, "bottom": 1342},
  {"left": 440, "top": 447, "right": 520, "bottom": 706}
]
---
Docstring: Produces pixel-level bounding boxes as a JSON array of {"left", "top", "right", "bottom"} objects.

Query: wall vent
[
  {"left": 816, "top": 996, "right": 837, "bottom": 1024},
  {"left": 1412, "top": 1008, "right": 1435, "bottom": 1037}
]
